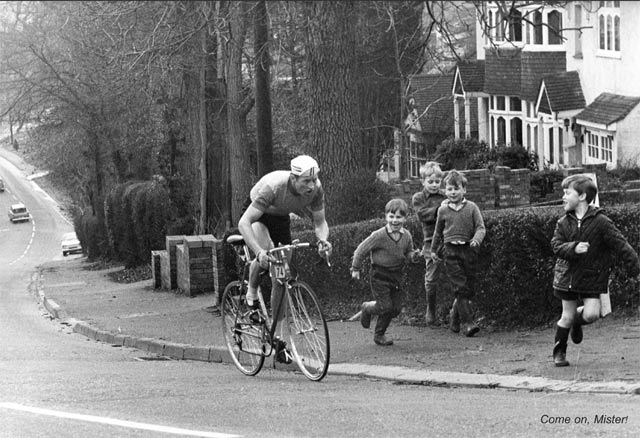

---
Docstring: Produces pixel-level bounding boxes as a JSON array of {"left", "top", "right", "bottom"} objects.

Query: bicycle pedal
[
  {"left": 249, "top": 310, "right": 264, "bottom": 324},
  {"left": 274, "top": 339, "right": 293, "bottom": 364}
]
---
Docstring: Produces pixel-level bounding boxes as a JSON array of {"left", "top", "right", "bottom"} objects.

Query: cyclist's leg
[{"left": 246, "top": 221, "right": 273, "bottom": 307}]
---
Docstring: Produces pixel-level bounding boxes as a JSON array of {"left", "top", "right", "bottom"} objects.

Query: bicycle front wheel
[
  {"left": 285, "top": 281, "right": 330, "bottom": 381},
  {"left": 221, "top": 281, "right": 265, "bottom": 376}
]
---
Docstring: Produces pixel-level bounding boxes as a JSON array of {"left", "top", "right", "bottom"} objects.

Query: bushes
[
  {"left": 104, "top": 180, "right": 174, "bottom": 268},
  {"left": 324, "top": 167, "right": 394, "bottom": 226},
  {"left": 291, "top": 203, "right": 640, "bottom": 328},
  {"left": 434, "top": 137, "right": 538, "bottom": 172}
]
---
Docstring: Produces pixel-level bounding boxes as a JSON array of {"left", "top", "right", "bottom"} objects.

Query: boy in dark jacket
[
  {"left": 412, "top": 162, "right": 447, "bottom": 326},
  {"left": 551, "top": 174, "right": 640, "bottom": 367}
]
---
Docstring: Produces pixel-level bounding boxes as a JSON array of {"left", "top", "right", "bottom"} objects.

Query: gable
[
  {"left": 455, "top": 60, "right": 485, "bottom": 94},
  {"left": 537, "top": 71, "right": 585, "bottom": 114}
]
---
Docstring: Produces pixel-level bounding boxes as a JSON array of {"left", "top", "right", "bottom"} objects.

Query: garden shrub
[
  {"left": 104, "top": 180, "right": 175, "bottom": 267},
  {"left": 290, "top": 203, "right": 640, "bottom": 328},
  {"left": 323, "top": 167, "right": 394, "bottom": 226}
]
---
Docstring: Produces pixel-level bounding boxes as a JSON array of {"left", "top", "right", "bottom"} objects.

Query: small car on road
[
  {"left": 0, "top": 177, "right": 5, "bottom": 192},
  {"left": 61, "top": 232, "right": 82, "bottom": 256},
  {"left": 8, "top": 203, "right": 30, "bottom": 223}
]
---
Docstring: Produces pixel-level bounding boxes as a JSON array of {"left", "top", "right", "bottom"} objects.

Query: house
[{"left": 453, "top": 1, "right": 640, "bottom": 170}]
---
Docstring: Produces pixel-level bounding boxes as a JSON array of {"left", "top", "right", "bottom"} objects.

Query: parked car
[
  {"left": 0, "top": 177, "right": 4, "bottom": 192},
  {"left": 61, "top": 232, "right": 82, "bottom": 256},
  {"left": 8, "top": 203, "right": 30, "bottom": 223}
]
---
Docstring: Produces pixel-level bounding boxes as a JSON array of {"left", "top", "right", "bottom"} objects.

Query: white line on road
[{"left": 0, "top": 402, "right": 241, "bottom": 438}]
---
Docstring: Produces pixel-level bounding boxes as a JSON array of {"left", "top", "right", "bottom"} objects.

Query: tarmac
[
  {"left": 2, "top": 138, "right": 639, "bottom": 396},
  {"left": 34, "top": 257, "right": 640, "bottom": 395}
]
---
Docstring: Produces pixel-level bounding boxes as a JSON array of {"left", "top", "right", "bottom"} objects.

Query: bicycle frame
[
  {"left": 228, "top": 238, "right": 308, "bottom": 354},
  {"left": 223, "top": 236, "right": 331, "bottom": 380}
]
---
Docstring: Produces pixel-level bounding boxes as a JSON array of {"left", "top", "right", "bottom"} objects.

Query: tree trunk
[
  {"left": 254, "top": 0, "right": 273, "bottom": 177},
  {"left": 227, "top": 1, "right": 253, "bottom": 224},
  {"left": 198, "top": 24, "right": 208, "bottom": 234},
  {"left": 306, "top": 1, "right": 361, "bottom": 192}
]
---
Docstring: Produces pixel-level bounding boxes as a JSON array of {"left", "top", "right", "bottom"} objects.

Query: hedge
[{"left": 290, "top": 203, "right": 640, "bottom": 328}]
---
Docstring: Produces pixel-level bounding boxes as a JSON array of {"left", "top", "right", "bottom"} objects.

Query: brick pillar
[{"left": 165, "top": 235, "right": 184, "bottom": 290}]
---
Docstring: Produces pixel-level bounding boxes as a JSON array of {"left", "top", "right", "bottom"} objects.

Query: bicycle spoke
[
  {"left": 286, "top": 281, "right": 330, "bottom": 381},
  {"left": 221, "top": 281, "right": 265, "bottom": 376}
]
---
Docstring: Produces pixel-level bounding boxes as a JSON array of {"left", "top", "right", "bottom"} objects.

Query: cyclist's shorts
[{"left": 242, "top": 196, "right": 292, "bottom": 247}]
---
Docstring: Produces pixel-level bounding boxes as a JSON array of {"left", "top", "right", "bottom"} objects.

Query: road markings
[
  {"left": 0, "top": 403, "right": 241, "bottom": 438},
  {"left": 9, "top": 218, "right": 35, "bottom": 266}
]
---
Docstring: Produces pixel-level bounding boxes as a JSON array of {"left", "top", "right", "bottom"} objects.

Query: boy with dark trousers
[
  {"left": 431, "top": 170, "right": 486, "bottom": 337},
  {"left": 551, "top": 174, "right": 640, "bottom": 367},
  {"left": 412, "top": 161, "right": 447, "bottom": 326},
  {"left": 351, "top": 198, "right": 420, "bottom": 346}
]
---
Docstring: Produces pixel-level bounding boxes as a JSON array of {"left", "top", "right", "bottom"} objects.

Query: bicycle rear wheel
[
  {"left": 221, "top": 281, "right": 265, "bottom": 376},
  {"left": 285, "top": 281, "right": 330, "bottom": 381}
]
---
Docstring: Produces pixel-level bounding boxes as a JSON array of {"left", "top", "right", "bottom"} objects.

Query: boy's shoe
[
  {"left": 373, "top": 335, "right": 393, "bottom": 346},
  {"left": 552, "top": 341, "right": 569, "bottom": 367},
  {"left": 570, "top": 323, "right": 583, "bottom": 344},
  {"left": 462, "top": 323, "right": 480, "bottom": 337},
  {"left": 274, "top": 339, "right": 293, "bottom": 364}
]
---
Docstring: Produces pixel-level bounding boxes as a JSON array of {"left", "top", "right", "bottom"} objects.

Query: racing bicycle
[{"left": 221, "top": 235, "right": 330, "bottom": 381}]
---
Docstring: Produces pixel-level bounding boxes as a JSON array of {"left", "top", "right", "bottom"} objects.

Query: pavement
[
  {"left": 3, "top": 137, "right": 640, "bottom": 395},
  {"left": 34, "top": 257, "right": 640, "bottom": 395}
]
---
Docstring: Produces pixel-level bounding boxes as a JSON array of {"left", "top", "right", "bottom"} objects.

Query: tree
[
  {"left": 254, "top": 0, "right": 273, "bottom": 177},
  {"left": 305, "top": 1, "right": 360, "bottom": 192}
]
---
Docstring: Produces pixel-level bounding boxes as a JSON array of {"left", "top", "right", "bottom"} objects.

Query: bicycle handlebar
[{"left": 268, "top": 241, "right": 331, "bottom": 268}]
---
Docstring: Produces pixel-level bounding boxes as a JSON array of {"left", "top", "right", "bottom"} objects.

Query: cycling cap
[{"left": 290, "top": 155, "right": 320, "bottom": 176}]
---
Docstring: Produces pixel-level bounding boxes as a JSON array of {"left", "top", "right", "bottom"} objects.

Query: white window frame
[
  {"left": 597, "top": 1, "right": 621, "bottom": 57},
  {"left": 585, "top": 129, "right": 615, "bottom": 164}
]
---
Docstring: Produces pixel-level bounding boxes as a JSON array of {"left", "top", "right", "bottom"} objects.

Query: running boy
[
  {"left": 551, "top": 174, "right": 640, "bottom": 367},
  {"left": 431, "top": 169, "right": 485, "bottom": 337},
  {"left": 351, "top": 198, "right": 420, "bottom": 346},
  {"left": 412, "top": 162, "right": 447, "bottom": 326}
]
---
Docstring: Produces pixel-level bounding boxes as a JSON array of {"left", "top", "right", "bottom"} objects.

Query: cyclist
[{"left": 238, "top": 155, "right": 333, "bottom": 363}]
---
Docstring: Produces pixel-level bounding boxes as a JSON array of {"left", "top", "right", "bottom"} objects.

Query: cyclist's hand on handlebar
[{"left": 256, "top": 250, "right": 272, "bottom": 269}]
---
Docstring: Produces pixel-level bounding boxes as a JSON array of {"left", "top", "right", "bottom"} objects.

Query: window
[
  {"left": 586, "top": 131, "right": 614, "bottom": 163},
  {"left": 587, "top": 132, "right": 599, "bottom": 159},
  {"left": 496, "top": 96, "right": 506, "bottom": 111},
  {"left": 548, "top": 11, "right": 563, "bottom": 45},
  {"left": 598, "top": 1, "right": 620, "bottom": 52},
  {"left": 533, "top": 11, "right": 543, "bottom": 44},
  {"left": 510, "top": 97, "right": 522, "bottom": 111},
  {"left": 508, "top": 8, "right": 522, "bottom": 42},
  {"left": 602, "top": 135, "right": 613, "bottom": 162}
]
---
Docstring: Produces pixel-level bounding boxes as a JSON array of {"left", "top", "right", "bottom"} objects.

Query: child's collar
[{"left": 385, "top": 224, "right": 405, "bottom": 234}]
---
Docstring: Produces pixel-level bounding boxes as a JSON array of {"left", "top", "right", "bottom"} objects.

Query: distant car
[
  {"left": 0, "top": 177, "right": 4, "bottom": 192},
  {"left": 8, "top": 203, "right": 30, "bottom": 223},
  {"left": 61, "top": 232, "right": 82, "bottom": 256}
]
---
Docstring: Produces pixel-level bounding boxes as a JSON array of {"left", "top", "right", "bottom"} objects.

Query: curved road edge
[{"left": 32, "top": 273, "right": 640, "bottom": 396}]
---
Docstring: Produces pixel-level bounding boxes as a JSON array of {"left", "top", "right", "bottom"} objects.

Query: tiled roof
[
  {"left": 408, "top": 73, "right": 454, "bottom": 133},
  {"left": 520, "top": 51, "right": 566, "bottom": 102},
  {"left": 540, "top": 71, "right": 585, "bottom": 113},
  {"left": 484, "top": 48, "right": 521, "bottom": 96},
  {"left": 576, "top": 92, "right": 640, "bottom": 126},
  {"left": 456, "top": 61, "right": 485, "bottom": 93}
]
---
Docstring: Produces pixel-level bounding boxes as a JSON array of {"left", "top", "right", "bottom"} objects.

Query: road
[{"left": 1, "top": 153, "right": 639, "bottom": 437}]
